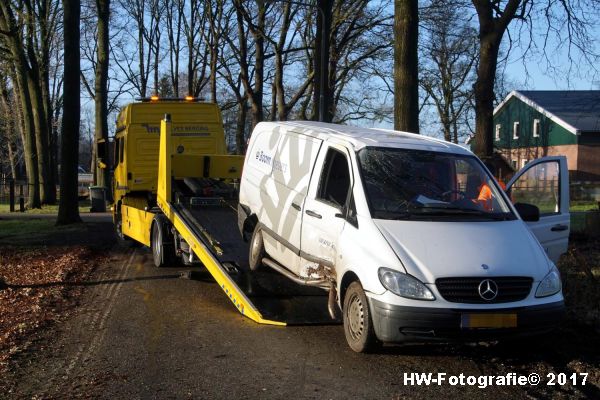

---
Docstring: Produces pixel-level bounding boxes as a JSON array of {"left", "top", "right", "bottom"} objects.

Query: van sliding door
[{"left": 300, "top": 144, "right": 353, "bottom": 276}]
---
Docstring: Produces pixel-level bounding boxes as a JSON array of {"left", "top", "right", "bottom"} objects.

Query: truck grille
[{"left": 435, "top": 277, "right": 533, "bottom": 304}]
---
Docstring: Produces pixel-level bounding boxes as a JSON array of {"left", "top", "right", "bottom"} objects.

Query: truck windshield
[{"left": 357, "top": 147, "right": 514, "bottom": 221}]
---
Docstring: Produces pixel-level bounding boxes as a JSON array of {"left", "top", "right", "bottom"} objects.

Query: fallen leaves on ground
[{"left": 0, "top": 246, "right": 107, "bottom": 370}]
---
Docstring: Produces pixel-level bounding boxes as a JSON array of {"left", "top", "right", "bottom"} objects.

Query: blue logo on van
[{"left": 256, "top": 150, "right": 287, "bottom": 172}]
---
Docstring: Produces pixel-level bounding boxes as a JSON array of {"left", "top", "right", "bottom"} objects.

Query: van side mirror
[
  {"left": 335, "top": 198, "right": 358, "bottom": 228},
  {"left": 514, "top": 202, "right": 540, "bottom": 222}
]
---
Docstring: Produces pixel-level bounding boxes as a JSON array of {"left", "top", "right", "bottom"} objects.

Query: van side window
[{"left": 317, "top": 148, "right": 350, "bottom": 208}]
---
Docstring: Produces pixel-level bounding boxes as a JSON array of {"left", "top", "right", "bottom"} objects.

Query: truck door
[
  {"left": 506, "top": 156, "right": 570, "bottom": 264},
  {"left": 300, "top": 144, "right": 353, "bottom": 276}
]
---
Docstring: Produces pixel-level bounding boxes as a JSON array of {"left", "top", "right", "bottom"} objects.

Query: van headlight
[
  {"left": 378, "top": 267, "right": 435, "bottom": 300},
  {"left": 535, "top": 267, "right": 562, "bottom": 298}
]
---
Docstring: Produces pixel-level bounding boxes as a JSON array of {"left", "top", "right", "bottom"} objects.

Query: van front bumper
[{"left": 369, "top": 298, "right": 565, "bottom": 343}]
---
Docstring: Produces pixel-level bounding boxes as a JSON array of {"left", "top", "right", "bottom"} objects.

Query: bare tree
[
  {"left": 94, "top": 0, "right": 111, "bottom": 200},
  {"left": 0, "top": 74, "right": 21, "bottom": 179},
  {"left": 420, "top": 1, "right": 478, "bottom": 143},
  {"left": 394, "top": 0, "right": 419, "bottom": 133},
  {"left": 0, "top": 3, "right": 41, "bottom": 207},
  {"left": 163, "top": 0, "right": 184, "bottom": 96},
  {"left": 57, "top": 0, "right": 81, "bottom": 224},
  {"left": 115, "top": 0, "right": 162, "bottom": 97},
  {"left": 233, "top": 0, "right": 267, "bottom": 129}
]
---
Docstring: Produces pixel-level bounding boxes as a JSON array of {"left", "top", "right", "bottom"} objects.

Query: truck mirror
[{"left": 97, "top": 139, "right": 107, "bottom": 168}]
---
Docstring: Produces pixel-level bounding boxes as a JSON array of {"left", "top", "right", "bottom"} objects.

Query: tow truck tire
[
  {"left": 152, "top": 215, "right": 176, "bottom": 268},
  {"left": 343, "top": 281, "right": 378, "bottom": 353},
  {"left": 248, "top": 225, "right": 265, "bottom": 271}
]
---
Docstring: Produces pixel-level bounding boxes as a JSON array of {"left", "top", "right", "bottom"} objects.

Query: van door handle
[
  {"left": 305, "top": 210, "right": 322, "bottom": 219},
  {"left": 291, "top": 202, "right": 301, "bottom": 211},
  {"left": 551, "top": 224, "right": 568, "bottom": 232}
]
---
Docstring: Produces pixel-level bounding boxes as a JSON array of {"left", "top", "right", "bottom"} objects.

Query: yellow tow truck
[{"left": 107, "top": 98, "right": 333, "bottom": 326}]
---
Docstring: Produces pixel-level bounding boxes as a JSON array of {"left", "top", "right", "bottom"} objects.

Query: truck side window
[
  {"left": 113, "top": 137, "right": 120, "bottom": 168},
  {"left": 119, "top": 137, "right": 124, "bottom": 164},
  {"left": 317, "top": 148, "right": 350, "bottom": 208}
]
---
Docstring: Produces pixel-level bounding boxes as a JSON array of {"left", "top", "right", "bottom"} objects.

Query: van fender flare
[
  {"left": 237, "top": 203, "right": 257, "bottom": 241},
  {"left": 337, "top": 267, "right": 385, "bottom": 308}
]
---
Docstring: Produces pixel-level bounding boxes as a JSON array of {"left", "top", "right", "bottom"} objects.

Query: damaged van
[{"left": 238, "top": 121, "right": 569, "bottom": 352}]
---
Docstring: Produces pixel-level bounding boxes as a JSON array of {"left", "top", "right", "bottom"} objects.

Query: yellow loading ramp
[{"left": 156, "top": 116, "right": 337, "bottom": 326}]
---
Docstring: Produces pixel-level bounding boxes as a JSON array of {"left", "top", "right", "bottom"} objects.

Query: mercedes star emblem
[{"left": 478, "top": 279, "right": 498, "bottom": 301}]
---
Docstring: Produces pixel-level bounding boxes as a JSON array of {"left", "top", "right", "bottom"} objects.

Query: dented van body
[{"left": 238, "top": 121, "right": 569, "bottom": 352}]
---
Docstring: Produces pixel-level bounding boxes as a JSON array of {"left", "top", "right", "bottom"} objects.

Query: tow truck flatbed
[
  {"left": 112, "top": 102, "right": 338, "bottom": 326},
  {"left": 172, "top": 193, "right": 339, "bottom": 325}
]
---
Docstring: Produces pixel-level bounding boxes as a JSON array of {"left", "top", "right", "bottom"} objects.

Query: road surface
[{"left": 3, "top": 235, "right": 598, "bottom": 399}]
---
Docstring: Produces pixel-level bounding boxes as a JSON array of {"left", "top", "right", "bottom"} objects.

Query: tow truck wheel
[
  {"left": 114, "top": 213, "right": 129, "bottom": 242},
  {"left": 343, "top": 281, "right": 378, "bottom": 353},
  {"left": 152, "top": 216, "right": 176, "bottom": 268},
  {"left": 248, "top": 225, "right": 265, "bottom": 271}
]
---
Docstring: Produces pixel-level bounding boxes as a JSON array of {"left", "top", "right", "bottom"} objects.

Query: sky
[{"left": 80, "top": 1, "right": 600, "bottom": 142}]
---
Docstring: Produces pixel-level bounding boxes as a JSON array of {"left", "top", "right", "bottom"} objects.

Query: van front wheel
[
  {"left": 248, "top": 225, "right": 265, "bottom": 271},
  {"left": 343, "top": 281, "right": 378, "bottom": 353}
]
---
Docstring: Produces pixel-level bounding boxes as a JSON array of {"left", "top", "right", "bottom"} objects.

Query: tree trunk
[
  {"left": 394, "top": 0, "right": 419, "bottom": 133},
  {"left": 312, "top": 0, "right": 333, "bottom": 122},
  {"left": 7, "top": 139, "right": 17, "bottom": 180},
  {"left": 187, "top": 1, "right": 197, "bottom": 96},
  {"left": 473, "top": 33, "right": 500, "bottom": 158},
  {"left": 275, "top": 53, "right": 286, "bottom": 121},
  {"left": 210, "top": 46, "right": 217, "bottom": 102},
  {"left": 57, "top": 0, "right": 82, "bottom": 225},
  {"left": 34, "top": 0, "right": 57, "bottom": 204},
  {"left": 95, "top": 0, "right": 111, "bottom": 201},
  {"left": 26, "top": 70, "right": 52, "bottom": 204},
  {"left": 0, "top": 4, "right": 41, "bottom": 208},
  {"left": 312, "top": 6, "right": 321, "bottom": 121},
  {"left": 0, "top": 78, "right": 19, "bottom": 180},
  {"left": 236, "top": 100, "right": 248, "bottom": 155},
  {"left": 250, "top": 2, "right": 265, "bottom": 128}
]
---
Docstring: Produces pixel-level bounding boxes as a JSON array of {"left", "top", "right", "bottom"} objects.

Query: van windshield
[{"left": 357, "top": 147, "right": 515, "bottom": 221}]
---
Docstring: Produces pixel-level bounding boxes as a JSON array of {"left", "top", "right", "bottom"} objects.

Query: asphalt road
[{"left": 4, "top": 239, "right": 599, "bottom": 399}]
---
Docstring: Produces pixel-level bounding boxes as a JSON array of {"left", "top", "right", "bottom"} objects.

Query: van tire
[
  {"left": 152, "top": 215, "right": 176, "bottom": 268},
  {"left": 248, "top": 225, "right": 265, "bottom": 271},
  {"left": 343, "top": 281, "right": 378, "bottom": 353}
]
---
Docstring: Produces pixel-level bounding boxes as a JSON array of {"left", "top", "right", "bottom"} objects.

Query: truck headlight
[
  {"left": 378, "top": 267, "right": 435, "bottom": 300},
  {"left": 535, "top": 268, "right": 562, "bottom": 298}
]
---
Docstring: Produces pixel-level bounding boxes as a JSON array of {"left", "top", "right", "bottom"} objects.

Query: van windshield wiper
[
  {"left": 411, "top": 206, "right": 512, "bottom": 220},
  {"left": 373, "top": 210, "right": 414, "bottom": 220}
]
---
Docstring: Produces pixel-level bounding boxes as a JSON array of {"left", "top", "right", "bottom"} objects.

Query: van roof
[{"left": 255, "top": 121, "right": 472, "bottom": 155}]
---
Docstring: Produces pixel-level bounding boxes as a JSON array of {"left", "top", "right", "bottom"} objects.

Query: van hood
[{"left": 373, "top": 219, "right": 550, "bottom": 284}]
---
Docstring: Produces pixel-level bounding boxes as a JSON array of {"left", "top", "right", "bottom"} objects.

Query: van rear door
[{"left": 506, "top": 156, "right": 570, "bottom": 263}]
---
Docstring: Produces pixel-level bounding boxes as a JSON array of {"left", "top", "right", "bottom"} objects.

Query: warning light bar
[{"left": 135, "top": 96, "right": 205, "bottom": 102}]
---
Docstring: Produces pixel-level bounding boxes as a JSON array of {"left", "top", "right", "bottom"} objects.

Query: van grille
[{"left": 435, "top": 277, "right": 533, "bottom": 304}]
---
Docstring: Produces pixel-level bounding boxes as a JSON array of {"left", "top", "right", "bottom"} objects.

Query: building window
[
  {"left": 513, "top": 122, "right": 520, "bottom": 140},
  {"left": 533, "top": 119, "right": 540, "bottom": 138},
  {"left": 521, "top": 159, "right": 528, "bottom": 169},
  {"left": 511, "top": 160, "right": 518, "bottom": 170},
  {"left": 495, "top": 124, "right": 501, "bottom": 141}
]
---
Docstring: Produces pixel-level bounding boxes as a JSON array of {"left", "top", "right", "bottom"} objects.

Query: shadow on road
[{"left": 5, "top": 273, "right": 183, "bottom": 290}]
